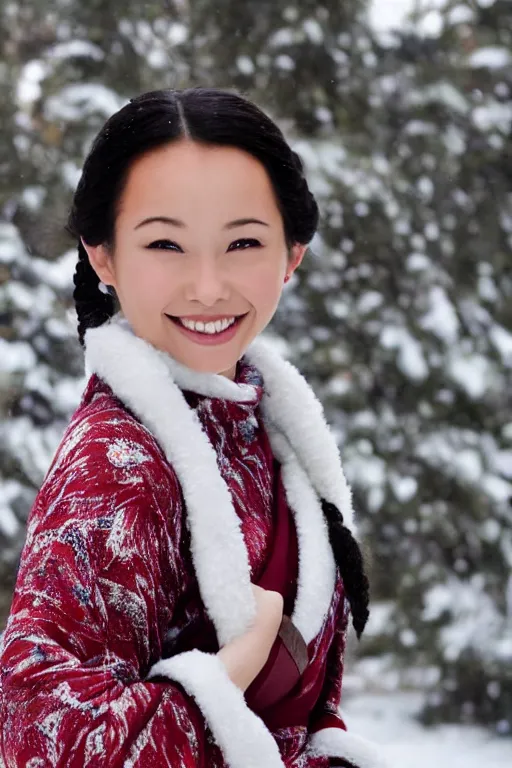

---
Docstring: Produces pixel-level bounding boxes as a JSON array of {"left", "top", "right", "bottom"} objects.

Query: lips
[
  {"left": 165, "top": 314, "right": 246, "bottom": 322},
  {"left": 165, "top": 313, "right": 248, "bottom": 331},
  {"left": 165, "top": 312, "right": 248, "bottom": 345}
]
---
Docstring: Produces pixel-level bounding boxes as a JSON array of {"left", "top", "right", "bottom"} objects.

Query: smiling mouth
[{"left": 165, "top": 312, "right": 248, "bottom": 341}]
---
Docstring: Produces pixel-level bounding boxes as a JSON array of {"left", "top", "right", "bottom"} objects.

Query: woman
[{"left": 0, "top": 88, "right": 388, "bottom": 768}]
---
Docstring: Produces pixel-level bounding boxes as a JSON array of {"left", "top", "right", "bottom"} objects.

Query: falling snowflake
[{"left": 106, "top": 439, "right": 151, "bottom": 468}]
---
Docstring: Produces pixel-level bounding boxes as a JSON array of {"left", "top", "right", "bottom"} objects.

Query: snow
[
  {"left": 416, "top": 176, "right": 434, "bottom": 201},
  {"left": 2, "top": 416, "right": 64, "bottom": 487},
  {"left": 345, "top": 452, "right": 387, "bottom": 490},
  {"left": 21, "top": 186, "right": 46, "bottom": 211},
  {"left": 416, "top": 10, "right": 443, "bottom": 37},
  {"left": 31, "top": 248, "right": 79, "bottom": 291},
  {"left": 443, "top": 124, "right": 467, "bottom": 154},
  {"left": 380, "top": 325, "right": 429, "bottom": 381},
  {"left": 236, "top": 55, "right": 255, "bottom": 75},
  {"left": 368, "top": 0, "right": 415, "bottom": 33},
  {"left": 494, "top": 451, "right": 512, "bottom": 479},
  {"left": 61, "top": 160, "right": 82, "bottom": 189},
  {"left": 48, "top": 40, "right": 105, "bottom": 61},
  {"left": 420, "top": 286, "right": 460, "bottom": 345},
  {"left": 357, "top": 291, "right": 384, "bottom": 315},
  {"left": 409, "top": 82, "right": 470, "bottom": 115},
  {"left": 269, "top": 28, "right": 295, "bottom": 47},
  {"left": 420, "top": 577, "right": 506, "bottom": 662},
  {"left": 414, "top": 429, "right": 505, "bottom": 488},
  {"left": 0, "top": 338, "right": 36, "bottom": 373},
  {"left": 472, "top": 101, "right": 512, "bottom": 134},
  {"left": 481, "top": 474, "right": 512, "bottom": 503},
  {"left": 468, "top": 47, "right": 512, "bottom": 70},
  {"left": 479, "top": 275, "right": 499, "bottom": 302},
  {"left": 343, "top": 692, "right": 512, "bottom": 767},
  {"left": 315, "top": 106, "right": 333, "bottom": 124},
  {"left": 448, "top": 4, "right": 476, "bottom": 25},
  {"left": 451, "top": 449, "right": 482, "bottom": 482},
  {"left": 16, "top": 59, "right": 47, "bottom": 105},
  {"left": 490, "top": 325, "right": 512, "bottom": 365},
  {"left": 0, "top": 482, "right": 21, "bottom": 537},
  {"left": 407, "top": 253, "right": 431, "bottom": 271},
  {"left": 167, "top": 23, "right": 188, "bottom": 45},
  {"left": 424, "top": 221, "right": 440, "bottom": 241},
  {"left": 389, "top": 473, "right": 418, "bottom": 501},
  {"left": 275, "top": 54, "right": 295, "bottom": 71},
  {"left": 302, "top": 19, "right": 323, "bottom": 44},
  {"left": 447, "top": 352, "right": 491, "bottom": 399},
  {"left": 45, "top": 84, "right": 126, "bottom": 121}
]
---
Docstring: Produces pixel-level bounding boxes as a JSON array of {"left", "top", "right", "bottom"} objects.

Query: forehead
[{"left": 117, "top": 139, "right": 281, "bottom": 222}]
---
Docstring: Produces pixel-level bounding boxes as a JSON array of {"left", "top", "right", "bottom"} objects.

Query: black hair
[
  {"left": 67, "top": 86, "right": 369, "bottom": 637},
  {"left": 321, "top": 500, "right": 370, "bottom": 638}
]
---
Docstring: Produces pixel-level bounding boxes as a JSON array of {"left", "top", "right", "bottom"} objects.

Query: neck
[{"left": 219, "top": 362, "right": 237, "bottom": 381}]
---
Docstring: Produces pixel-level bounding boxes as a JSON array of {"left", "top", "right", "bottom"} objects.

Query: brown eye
[
  {"left": 228, "top": 238, "right": 262, "bottom": 251},
  {"left": 147, "top": 240, "right": 182, "bottom": 251}
]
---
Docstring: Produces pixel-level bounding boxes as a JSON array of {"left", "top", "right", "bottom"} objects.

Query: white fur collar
[{"left": 84, "top": 315, "right": 357, "bottom": 647}]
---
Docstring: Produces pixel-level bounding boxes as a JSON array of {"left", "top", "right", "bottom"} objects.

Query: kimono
[{"left": 0, "top": 314, "right": 389, "bottom": 768}]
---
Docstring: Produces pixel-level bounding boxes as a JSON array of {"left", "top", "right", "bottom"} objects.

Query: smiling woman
[
  {"left": 0, "top": 88, "right": 381, "bottom": 768},
  {"left": 69, "top": 89, "right": 317, "bottom": 379},
  {"left": 78, "top": 138, "right": 304, "bottom": 379}
]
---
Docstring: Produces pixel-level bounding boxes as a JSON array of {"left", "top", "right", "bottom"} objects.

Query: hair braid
[
  {"left": 73, "top": 240, "right": 115, "bottom": 347},
  {"left": 321, "top": 499, "right": 370, "bottom": 639}
]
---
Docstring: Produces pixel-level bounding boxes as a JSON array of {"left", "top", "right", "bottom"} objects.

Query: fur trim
[
  {"left": 163, "top": 357, "right": 257, "bottom": 402},
  {"left": 268, "top": 429, "right": 336, "bottom": 645},
  {"left": 146, "top": 651, "right": 285, "bottom": 767},
  {"left": 112, "top": 316, "right": 257, "bottom": 402},
  {"left": 246, "top": 338, "right": 356, "bottom": 536},
  {"left": 84, "top": 315, "right": 346, "bottom": 648},
  {"left": 85, "top": 321, "right": 255, "bottom": 646},
  {"left": 309, "top": 727, "right": 390, "bottom": 768}
]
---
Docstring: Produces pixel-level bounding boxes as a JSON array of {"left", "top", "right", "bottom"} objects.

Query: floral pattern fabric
[{"left": 0, "top": 360, "right": 348, "bottom": 767}]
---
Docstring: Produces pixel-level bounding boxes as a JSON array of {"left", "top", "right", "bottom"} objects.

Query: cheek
[
  {"left": 118, "top": 251, "right": 168, "bottom": 300},
  {"left": 240, "top": 261, "right": 285, "bottom": 309}
]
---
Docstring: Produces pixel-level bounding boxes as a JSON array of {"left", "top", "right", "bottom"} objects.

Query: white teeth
[{"left": 179, "top": 317, "right": 237, "bottom": 334}]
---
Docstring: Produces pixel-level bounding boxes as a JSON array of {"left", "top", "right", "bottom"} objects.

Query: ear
[
  {"left": 286, "top": 243, "right": 308, "bottom": 278},
  {"left": 80, "top": 238, "right": 117, "bottom": 289}
]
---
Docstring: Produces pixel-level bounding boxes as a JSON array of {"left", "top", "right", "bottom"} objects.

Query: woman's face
[{"left": 84, "top": 139, "right": 306, "bottom": 379}]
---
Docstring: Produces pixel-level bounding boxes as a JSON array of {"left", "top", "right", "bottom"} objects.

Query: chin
[{"left": 176, "top": 349, "right": 240, "bottom": 377}]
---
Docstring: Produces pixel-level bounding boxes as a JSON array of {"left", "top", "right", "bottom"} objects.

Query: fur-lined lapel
[
  {"left": 84, "top": 316, "right": 353, "bottom": 647},
  {"left": 245, "top": 338, "right": 355, "bottom": 536},
  {"left": 85, "top": 321, "right": 254, "bottom": 647},
  {"left": 267, "top": 429, "right": 337, "bottom": 643}
]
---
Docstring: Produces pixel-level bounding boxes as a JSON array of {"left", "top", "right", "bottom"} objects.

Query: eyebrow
[{"left": 134, "top": 216, "right": 269, "bottom": 231}]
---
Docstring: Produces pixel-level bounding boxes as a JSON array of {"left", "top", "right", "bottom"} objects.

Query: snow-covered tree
[{"left": 277, "top": 0, "right": 512, "bottom": 733}]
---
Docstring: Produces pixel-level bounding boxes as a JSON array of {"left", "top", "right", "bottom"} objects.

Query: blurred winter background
[{"left": 0, "top": 0, "right": 511, "bottom": 764}]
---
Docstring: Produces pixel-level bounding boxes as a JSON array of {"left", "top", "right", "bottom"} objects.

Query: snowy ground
[{"left": 343, "top": 692, "right": 512, "bottom": 767}]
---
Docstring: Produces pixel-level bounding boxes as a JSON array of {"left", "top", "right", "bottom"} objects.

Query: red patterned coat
[{"left": 0, "top": 316, "right": 388, "bottom": 768}]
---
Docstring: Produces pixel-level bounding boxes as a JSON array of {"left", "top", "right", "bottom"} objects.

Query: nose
[{"left": 184, "top": 255, "right": 230, "bottom": 306}]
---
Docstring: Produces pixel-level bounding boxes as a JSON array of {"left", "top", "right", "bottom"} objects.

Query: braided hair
[
  {"left": 321, "top": 500, "right": 370, "bottom": 638},
  {"left": 72, "top": 240, "right": 117, "bottom": 347},
  {"left": 67, "top": 87, "right": 370, "bottom": 635}
]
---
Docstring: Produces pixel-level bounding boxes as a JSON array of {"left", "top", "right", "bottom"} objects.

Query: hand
[
  {"left": 249, "top": 584, "right": 284, "bottom": 642},
  {"left": 217, "top": 584, "right": 284, "bottom": 692}
]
